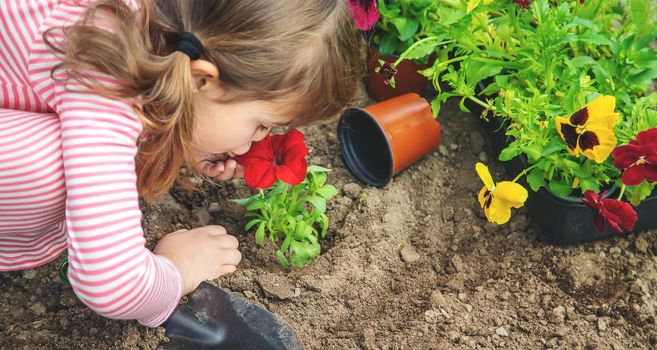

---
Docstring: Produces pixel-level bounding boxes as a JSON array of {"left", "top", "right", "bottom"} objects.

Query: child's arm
[{"left": 48, "top": 81, "right": 184, "bottom": 326}]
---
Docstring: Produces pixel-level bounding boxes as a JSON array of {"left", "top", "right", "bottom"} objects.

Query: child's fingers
[
  {"left": 234, "top": 165, "right": 244, "bottom": 179},
  {"left": 219, "top": 249, "right": 242, "bottom": 266},
  {"left": 199, "top": 160, "right": 225, "bottom": 177},
  {"left": 214, "top": 159, "right": 237, "bottom": 181},
  {"left": 219, "top": 265, "right": 237, "bottom": 275}
]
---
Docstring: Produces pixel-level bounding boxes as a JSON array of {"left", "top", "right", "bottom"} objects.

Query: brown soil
[{"left": 1, "top": 84, "right": 657, "bottom": 350}]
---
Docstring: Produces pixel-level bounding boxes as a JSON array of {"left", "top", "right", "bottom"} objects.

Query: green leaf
[
  {"left": 548, "top": 178, "right": 572, "bottom": 198},
  {"left": 255, "top": 222, "right": 266, "bottom": 245},
  {"left": 276, "top": 250, "right": 290, "bottom": 268},
  {"left": 499, "top": 143, "right": 523, "bottom": 161},
  {"left": 577, "top": 32, "right": 613, "bottom": 46},
  {"left": 625, "top": 181, "right": 654, "bottom": 206},
  {"left": 521, "top": 144, "right": 542, "bottom": 161},
  {"left": 246, "top": 201, "right": 265, "bottom": 211},
  {"left": 542, "top": 139, "right": 564, "bottom": 156},
  {"left": 378, "top": 33, "right": 399, "bottom": 55},
  {"left": 316, "top": 185, "right": 338, "bottom": 200},
  {"left": 391, "top": 17, "right": 419, "bottom": 42},
  {"left": 579, "top": 177, "right": 600, "bottom": 193},
  {"left": 245, "top": 219, "right": 263, "bottom": 231},
  {"left": 320, "top": 213, "right": 329, "bottom": 238},
  {"left": 230, "top": 197, "right": 252, "bottom": 206},
  {"left": 307, "top": 165, "right": 331, "bottom": 173},
  {"left": 306, "top": 195, "right": 327, "bottom": 213},
  {"left": 527, "top": 168, "right": 546, "bottom": 192}
]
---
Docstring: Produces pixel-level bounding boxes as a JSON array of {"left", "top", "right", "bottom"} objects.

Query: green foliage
[
  {"left": 232, "top": 166, "right": 337, "bottom": 269},
  {"left": 397, "top": 0, "right": 657, "bottom": 201},
  {"left": 373, "top": 0, "right": 437, "bottom": 55}
]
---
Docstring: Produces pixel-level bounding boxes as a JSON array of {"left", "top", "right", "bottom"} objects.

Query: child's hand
[
  {"left": 154, "top": 225, "right": 242, "bottom": 295},
  {"left": 199, "top": 154, "right": 244, "bottom": 181}
]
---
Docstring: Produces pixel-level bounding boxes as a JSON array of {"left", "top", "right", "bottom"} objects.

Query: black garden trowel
[
  {"left": 59, "top": 262, "right": 303, "bottom": 349},
  {"left": 160, "top": 282, "right": 304, "bottom": 350}
]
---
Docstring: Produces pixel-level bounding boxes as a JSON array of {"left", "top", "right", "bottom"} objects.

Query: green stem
[
  {"left": 512, "top": 163, "right": 540, "bottom": 183},
  {"left": 617, "top": 184, "right": 626, "bottom": 201},
  {"left": 467, "top": 95, "right": 490, "bottom": 110}
]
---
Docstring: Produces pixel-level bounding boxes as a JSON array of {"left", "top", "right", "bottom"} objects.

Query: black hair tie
[{"left": 175, "top": 32, "right": 203, "bottom": 60}]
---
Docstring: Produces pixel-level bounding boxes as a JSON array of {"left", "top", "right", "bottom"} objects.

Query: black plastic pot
[{"left": 466, "top": 89, "right": 657, "bottom": 244}]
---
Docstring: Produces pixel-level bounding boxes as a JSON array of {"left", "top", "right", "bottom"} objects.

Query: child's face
[{"left": 192, "top": 79, "right": 293, "bottom": 162}]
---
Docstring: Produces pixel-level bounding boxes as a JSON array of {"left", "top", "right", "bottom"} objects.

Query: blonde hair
[{"left": 46, "top": 0, "right": 364, "bottom": 201}]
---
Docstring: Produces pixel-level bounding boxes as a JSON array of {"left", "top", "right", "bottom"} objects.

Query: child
[{"left": 0, "top": 0, "right": 363, "bottom": 327}]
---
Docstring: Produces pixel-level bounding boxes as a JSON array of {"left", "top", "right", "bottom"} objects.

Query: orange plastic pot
[
  {"left": 337, "top": 93, "right": 441, "bottom": 186},
  {"left": 365, "top": 46, "right": 432, "bottom": 102}
]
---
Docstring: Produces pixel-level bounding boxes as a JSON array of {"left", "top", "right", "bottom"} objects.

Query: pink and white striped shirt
[{"left": 0, "top": 0, "right": 183, "bottom": 327}]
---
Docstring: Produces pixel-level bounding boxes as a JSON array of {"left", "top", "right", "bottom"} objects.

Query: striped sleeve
[{"left": 27, "top": 1, "right": 183, "bottom": 327}]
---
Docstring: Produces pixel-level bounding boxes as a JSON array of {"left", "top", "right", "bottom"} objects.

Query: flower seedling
[{"left": 233, "top": 131, "right": 338, "bottom": 268}]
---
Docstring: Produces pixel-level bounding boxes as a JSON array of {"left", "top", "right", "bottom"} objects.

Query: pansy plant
[{"left": 233, "top": 130, "right": 338, "bottom": 268}]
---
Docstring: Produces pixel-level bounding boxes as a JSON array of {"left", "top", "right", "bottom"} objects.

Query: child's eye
[{"left": 259, "top": 125, "right": 270, "bottom": 132}]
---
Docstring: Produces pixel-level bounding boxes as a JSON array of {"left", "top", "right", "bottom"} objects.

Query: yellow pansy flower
[
  {"left": 555, "top": 95, "right": 619, "bottom": 163},
  {"left": 476, "top": 163, "right": 528, "bottom": 225}
]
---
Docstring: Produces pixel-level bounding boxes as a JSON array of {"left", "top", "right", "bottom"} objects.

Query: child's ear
[{"left": 190, "top": 59, "right": 220, "bottom": 91}]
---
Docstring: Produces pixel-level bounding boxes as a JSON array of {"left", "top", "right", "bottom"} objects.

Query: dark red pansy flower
[
  {"left": 346, "top": 0, "right": 379, "bottom": 31},
  {"left": 236, "top": 130, "right": 309, "bottom": 189},
  {"left": 515, "top": 0, "right": 531, "bottom": 7},
  {"left": 582, "top": 190, "right": 638, "bottom": 234},
  {"left": 379, "top": 62, "right": 398, "bottom": 85},
  {"left": 612, "top": 128, "right": 657, "bottom": 186}
]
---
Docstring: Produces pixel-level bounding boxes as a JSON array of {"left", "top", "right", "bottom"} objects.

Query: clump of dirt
[{"left": 1, "top": 84, "right": 656, "bottom": 349}]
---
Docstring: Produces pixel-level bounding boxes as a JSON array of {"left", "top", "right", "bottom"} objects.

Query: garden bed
[{"left": 1, "top": 87, "right": 656, "bottom": 349}]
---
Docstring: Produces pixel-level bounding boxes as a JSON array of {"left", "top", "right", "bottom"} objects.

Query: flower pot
[
  {"left": 467, "top": 88, "right": 657, "bottom": 244},
  {"left": 337, "top": 93, "right": 441, "bottom": 187},
  {"left": 365, "top": 46, "right": 432, "bottom": 102}
]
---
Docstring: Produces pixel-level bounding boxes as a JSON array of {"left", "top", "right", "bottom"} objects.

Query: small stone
[
  {"left": 439, "top": 145, "right": 449, "bottom": 157},
  {"left": 458, "top": 293, "right": 467, "bottom": 302},
  {"left": 450, "top": 255, "right": 465, "bottom": 273},
  {"left": 465, "top": 304, "right": 473, "bottom": 313},
  {"left": 430, "top": 290, "right": 447, "bottom": 308},
  {"left": 634, "top": 237, "right": 649, "bottom": 254},
  {"left": 256, "top": 273, "right": 298, "bottom": 300},
  {"left": 425, "top": 309, "right": 441, "bottom": 324},
  {"left": 208, "top": 202, "right": 220, "bottom": 213},
  {"left": 362, "top": 328, "right": 376, "bottom": 350},
  {"left": 565, "top": 306, "right": 578, "bottom": 321},
  {"left": 585, "top": 314, "right": 598, "bottom": 322},
  {"left": 449, "top": 143, "right": 458, "bottom": 151},
  {"left": 550, "top": 307, "right": 565, "bottom": 324},
  {"left": 478, "top": 151, "right": 489, "bottom": 162},
  {"left": 495, "top": 327, "right": 509, "bottom": 337},
  {"left": 29, "top": 302, "right": 46, "bottom": 315},
  {"left": 494, "top": 318, "right": 503, "bottom": 327},
  {"left": 400, "top": 244, "right": 421, "bottom": 263},
  {"left": 342, "top": 183, "right": 362, "bottom": 200},
  {"left": 499, "top": 291, "right": 511, "bottom": 301},
  {"left": 609, "top": 247, "right": 621, "bottom": 257},
  {"left": 597, "top": 318, "right": 607, "bottom": 331},
  {"left": 22, "top": 270, "right": 36, "bottom": 280}
]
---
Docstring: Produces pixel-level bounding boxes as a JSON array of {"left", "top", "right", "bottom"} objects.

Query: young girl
[{"left": 0, "top": 0, "right": 363, "bottom": 327}]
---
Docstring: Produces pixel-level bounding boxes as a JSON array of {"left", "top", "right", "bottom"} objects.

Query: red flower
[
  {"left": 612, "top": 128, "right": 657, "bottom": 186},
  {"left": 582, "top": 190, "right": 638, "bottom": 234},
  {"left": 346, "top": 0, "right": 379, "bottom": 31},
  {"left": 236, "top": 130, "right": 309, "bottom": 189},
  {"left": 514, "top": 0, "right": 531, "bottom": 7}
]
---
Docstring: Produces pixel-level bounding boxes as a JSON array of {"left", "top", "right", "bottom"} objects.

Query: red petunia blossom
[
  {"left": 346, "top": 0, "right": 379, "bottom": 31},
  {"left": 612, "top": 128, "right": 657, "bottom": 186},
  {"left": 379, "top": 62, "right": 398, "bottom": 85},
  {"left": 582, "top": 190, "right": 638, "bottom": 234},
  {"left": 236, "top": 130, "right": 309, "bottom": 189}
]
